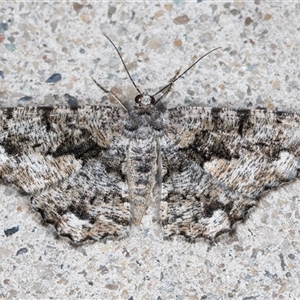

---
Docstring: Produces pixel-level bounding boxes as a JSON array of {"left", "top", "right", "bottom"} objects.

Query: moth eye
[
  {"left": 135, "top": 95, "right": 142, "bottom": 103},
  {"left": 150, "top": 96, "right": 156, "bottom": 105}
]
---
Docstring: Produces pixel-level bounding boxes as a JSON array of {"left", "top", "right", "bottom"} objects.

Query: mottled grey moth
[{"left": 1, "top": 36, "right": 299, "bottom": 244}]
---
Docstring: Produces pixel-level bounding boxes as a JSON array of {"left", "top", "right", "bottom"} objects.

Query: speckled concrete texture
[{"left": 0, "top": 1, "right": 300, "bottom": 299}]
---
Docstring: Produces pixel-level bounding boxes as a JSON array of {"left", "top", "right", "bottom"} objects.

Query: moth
[{"left": 1, "top": 35, "right": 299, "bottom": 244}]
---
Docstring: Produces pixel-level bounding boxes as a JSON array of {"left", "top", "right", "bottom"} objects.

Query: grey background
[{"left": 0, "top": 1, "right": 300, "bottom": 299}]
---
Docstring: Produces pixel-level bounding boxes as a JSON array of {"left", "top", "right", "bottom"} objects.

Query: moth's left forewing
[
  {"left": 0, "top": 106, "right": 126, "bottom": 193},
  {"left": 73, "top": 105, "right": 127, "bottom": 146}
]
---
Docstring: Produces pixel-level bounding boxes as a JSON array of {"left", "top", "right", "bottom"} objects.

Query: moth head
[{"left": 135, "top": 92, "right": 156, "bottom": 107}]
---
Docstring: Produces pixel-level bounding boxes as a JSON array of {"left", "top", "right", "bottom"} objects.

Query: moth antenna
[
  {"left": 154, "top": 69, "right": 181, "bottom": 104},
  {"left": 103, "top": 34, "right": 142, "bottom": 94},
  {"left": 153, "top": 46, "right": 222, "bottom": 104},
  {"left": 92, "top": 77, "right": 128, "bottom": 111}
]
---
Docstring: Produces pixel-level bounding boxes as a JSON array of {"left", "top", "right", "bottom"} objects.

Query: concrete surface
[{"left": 0, "top": 1, "right": 300, "bottom": 299}]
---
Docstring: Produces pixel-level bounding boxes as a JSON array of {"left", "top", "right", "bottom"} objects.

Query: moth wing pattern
[
  {"left": 160, "top": 106, "right": 300, "bottom": 241},
  {"left": 1, "top": 104, "right": 300, "bottom": 244},
  {"left": 0, "top": 106, "right": 132, "bottom": 243}
]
